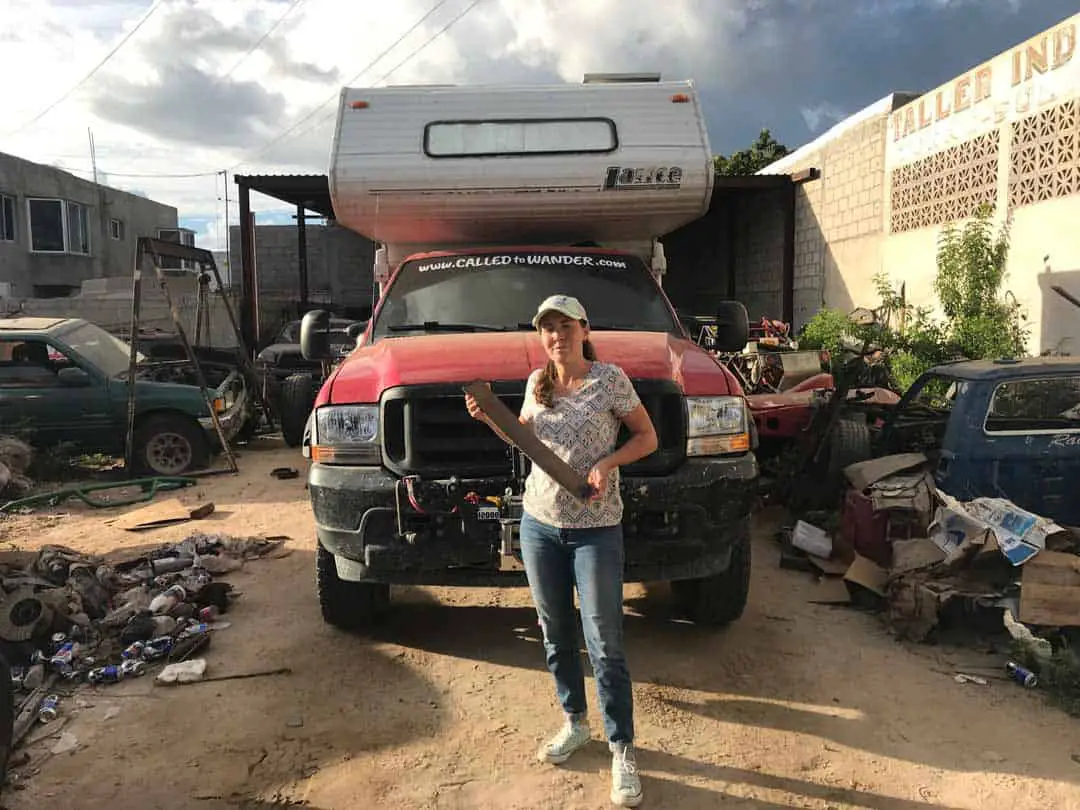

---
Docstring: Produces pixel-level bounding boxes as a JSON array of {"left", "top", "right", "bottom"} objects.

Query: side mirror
[
  {"left": 299, "top": 310, "right": 332, "bottom": 361},
  {"left": 712, "top": 301, "right": 750, "bottom": 352},
  {"left": 58, "top": 367, "right": 91, "bottom": 387}
]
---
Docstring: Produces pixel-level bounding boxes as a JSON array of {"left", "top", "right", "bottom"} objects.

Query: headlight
[
  {"left": 312, "top": 405, "right": 380, "bottom": 464},
  {"left": 686, "top": 396, "right": 750, "bottom": 456}
]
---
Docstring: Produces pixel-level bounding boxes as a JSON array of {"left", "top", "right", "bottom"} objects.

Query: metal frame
[
  {"left": 232, "top": 171, "right": 806, "bottom": 347},
  {"left": 124, "top": 237, "right": 263, "bottom": 477}
]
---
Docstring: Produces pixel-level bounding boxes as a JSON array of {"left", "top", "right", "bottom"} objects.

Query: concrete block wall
[
  {"left": 733, "top": 188, "right": 786, "bottom": 320},
  {"left": 783, "top": 114, "right": 891, "bottom": 325},
  {"left": 792, "top": 180, "right": 826, "bottom": 327},
  {"left": 229, "top": 222, "right": 375, "bottom": 309},
  {"left": 14, "top": 274, "right": 242, "bottom": 349}
]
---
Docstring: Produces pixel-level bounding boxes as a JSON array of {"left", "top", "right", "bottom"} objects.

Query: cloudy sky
[{"left": 0, "top": 0, "right": 1073, "bottom": 252}]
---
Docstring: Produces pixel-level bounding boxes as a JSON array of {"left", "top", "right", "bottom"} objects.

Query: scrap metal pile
[
  {"left": 0, "top": 532, "right": 287, "bottom": 752},
  {"left": 0, "top": 438, "right": 34, "bottom": 502}
]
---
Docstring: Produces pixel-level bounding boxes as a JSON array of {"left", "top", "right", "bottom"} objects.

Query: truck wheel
[
  {"left": 280, "top": 373, "right": 316, "bottom": 448},
  {"left": 671, "top": 519, "right": 752, "bottom": 626},
  {"left": 133, "top": 414, "right": 209, "bottom": 476},
  {"left": 316, "top": 544, "right": 390, "bottom": 634}
]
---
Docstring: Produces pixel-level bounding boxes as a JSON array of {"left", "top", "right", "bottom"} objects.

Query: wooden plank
[
  {"left": 1020, "top": 551, "right": 1080, "bottom": 626},
  {"left": 108, "top": 498, "right": 216, "bottom": 531},
  {"left": 463, "top": 381, "right": 593, "bottom": 501}
]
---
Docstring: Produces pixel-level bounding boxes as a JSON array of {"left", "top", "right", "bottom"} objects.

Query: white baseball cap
[{"left": 531, "top": 294, "right": 589, "bottom": 328}]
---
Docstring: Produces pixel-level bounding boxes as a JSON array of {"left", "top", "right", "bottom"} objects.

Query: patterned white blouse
[{"left": 519, "top": 361, "right": 642, "bottom": 529}]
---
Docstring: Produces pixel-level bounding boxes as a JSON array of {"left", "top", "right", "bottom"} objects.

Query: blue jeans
[{"left": 519, "top": 511, "right": 634, "bottom": 744}]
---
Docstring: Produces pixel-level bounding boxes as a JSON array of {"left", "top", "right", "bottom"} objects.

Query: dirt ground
[{"left": 0, "top": 437, "right": 1079, "bottom": 810}]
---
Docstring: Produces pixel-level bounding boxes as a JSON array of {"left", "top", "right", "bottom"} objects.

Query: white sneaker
[
  {"left": 536, "top": 716, "right": 591, "bottom": 764},
  {"left": 610, "top": 742, "right": 643, "bottom": 807}
]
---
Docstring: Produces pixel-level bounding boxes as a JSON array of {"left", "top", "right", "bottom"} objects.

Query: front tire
[
  {"left": 671, "top": 519, "right": 752, "bottom": 626},
  {"left": 133, "top": 414, "right": 209, "bottom": 476},
  {"left": 316, "top": 544, "right": 390, "bottom": 634}
]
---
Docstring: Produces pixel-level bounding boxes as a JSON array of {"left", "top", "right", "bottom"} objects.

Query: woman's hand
[
  {"left": 587, "top": 458, "right": 615, "bottom": 500},
  {"left": 464, "top": 383, "right": 490, "bottom": 421}
]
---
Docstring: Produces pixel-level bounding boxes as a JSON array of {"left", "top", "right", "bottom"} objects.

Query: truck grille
[{"left": 380, "top": 381, "right": 686, "bottom": 479}]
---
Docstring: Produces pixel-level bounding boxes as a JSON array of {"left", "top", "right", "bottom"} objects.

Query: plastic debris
[{"left": 156, "top": 659, "right": 208, "bottom": 685}]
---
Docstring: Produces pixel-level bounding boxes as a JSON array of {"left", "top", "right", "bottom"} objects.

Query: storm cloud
[{"left": 78, "top": 0, "right": 1075, "bottom": 162}]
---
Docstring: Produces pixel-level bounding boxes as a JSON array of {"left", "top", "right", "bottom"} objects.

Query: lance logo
[{"left": 603, "top": 165, "right": 684, "bottom": 190}]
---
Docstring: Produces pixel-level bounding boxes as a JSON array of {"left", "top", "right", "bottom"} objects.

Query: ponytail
[{"left": 534, "top": 326, "right": 596, "bottom": 408}]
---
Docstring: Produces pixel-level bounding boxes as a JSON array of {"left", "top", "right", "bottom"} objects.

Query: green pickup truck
[{"left": 0, "top": 317, "right": 249, "bottom": 475}]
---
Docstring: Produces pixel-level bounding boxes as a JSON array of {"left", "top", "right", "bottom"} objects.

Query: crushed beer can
[
  {"left": 38, "top": 694, "right": 60, "bottom": 723},
  {"left": 87, "top": 665, "right": 124, "bottom": 685},
  {"left": 1006, "top": 661, "right": 1038, "bottom": 688},
  {"left": 142, "top": 637, "right": 174, "bottom": 661},
  {"left": 120, "top": 659, "right": 147, "bottom": 678}
]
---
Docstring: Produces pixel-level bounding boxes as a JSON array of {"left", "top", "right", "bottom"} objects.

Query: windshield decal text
[
  {"left": 1049, "top": 432, "right": 1080, "bottom": 448},
  {"left": 415, "top": 254, "right": 628, "bottom": 272}
]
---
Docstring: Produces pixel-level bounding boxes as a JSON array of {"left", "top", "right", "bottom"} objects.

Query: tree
[
  {"left": 713, "top": 129, "right": 790, "bottom": 176},
  {"left": 933, "top": 203, "right": 1028, "bottom": 361}
]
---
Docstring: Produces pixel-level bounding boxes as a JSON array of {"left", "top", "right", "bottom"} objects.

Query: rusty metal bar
[{"left": 137, "top": 237, "right": 239, "bottom": 475}]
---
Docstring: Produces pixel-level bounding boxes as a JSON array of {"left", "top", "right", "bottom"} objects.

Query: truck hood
[{"left": 324, "top": 331, "right": 738, "bottom": 404}]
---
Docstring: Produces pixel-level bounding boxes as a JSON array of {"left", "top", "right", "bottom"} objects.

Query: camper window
[{"left": 424, "top": 118, "right": 617, "bottom": 158}]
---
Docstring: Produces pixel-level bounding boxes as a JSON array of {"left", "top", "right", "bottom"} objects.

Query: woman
[{"left": 465, "top": 294, "right": 658, "bottom": 808}]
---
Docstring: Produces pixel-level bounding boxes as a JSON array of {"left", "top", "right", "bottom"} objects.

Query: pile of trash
[
  {"left": 779, "top": 452, "right": 1080, "bottom": 654},
  {"left": 0, "top": 437, "right": 34, "bottom": 501},
  {"left": 0, "top": 532, "right": 287, "bottom": 752}
]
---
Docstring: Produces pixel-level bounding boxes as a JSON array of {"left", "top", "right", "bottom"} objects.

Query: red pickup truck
[{"left": 299, "top": 76, "right": 759, "bottom": 633}]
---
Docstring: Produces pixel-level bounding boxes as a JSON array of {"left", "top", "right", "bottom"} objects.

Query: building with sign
[{"left": 762, "top": 11, "right": 1079, "bottom": 355}]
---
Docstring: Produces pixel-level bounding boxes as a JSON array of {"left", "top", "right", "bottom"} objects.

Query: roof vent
[{"left": 583, "top": 73, "right": 661, "bottom": 84}]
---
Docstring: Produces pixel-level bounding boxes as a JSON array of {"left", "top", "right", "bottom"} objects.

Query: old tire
[
  {"left": 671, "top": 519, "right": 752, "bottom": 626},
  {"left": 280, "top": 373, "right": 317, "bottom": 448},
  {"left": 132, "top": 414, "right": 209, "bottom": 476},
  {"left": 316, "top": 544, "right": 389, "bottom": 634},
  {"left": 827, "top": 417, "right": 872, "bottom": 475}
]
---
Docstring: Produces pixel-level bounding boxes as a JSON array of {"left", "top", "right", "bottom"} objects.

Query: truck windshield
[
  {"left": 372, "top": 251, "right": 678, "bottom": 338},
  {"left": 57, "top": 321, "right": 141, "bottom": 377}
]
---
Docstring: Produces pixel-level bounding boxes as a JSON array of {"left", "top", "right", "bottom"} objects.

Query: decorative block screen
[
  {"left": 889, "top": 131, "right": 999, "bottom": 233},
  {"left": 1009, "top": 99, "right": 1080, "bottom": 208}
]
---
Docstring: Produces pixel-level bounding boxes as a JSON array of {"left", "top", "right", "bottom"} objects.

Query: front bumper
[{"left": 309, "top": 454, "right": 758, "bottom": 586}]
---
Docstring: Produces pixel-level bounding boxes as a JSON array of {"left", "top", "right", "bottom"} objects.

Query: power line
[
  {"left": 227, "top": 0, "right": 463, "bottom": 170},
  {"left": 220, "top": 0, "right": 307, "bottom": 80},
  {"left": 373, "top": 0, "right": 485, "bottom": 87},
  {"left": 61, "top": 165, "right": 221, "bottom": 180},
  {"left": 260, "top": 0, "right": 487, "bottom": 165},
  {"left": 2, "top": 0, "right": 168, "bottom": 139}
]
